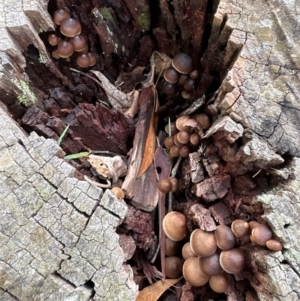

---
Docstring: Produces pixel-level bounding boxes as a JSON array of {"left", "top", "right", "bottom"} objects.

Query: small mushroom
[
  {"left": 209, "top": 273, "right": 229, "bottom": 293},
  {"left": 215, "top": 224, "right": 236, "bottom": 250},
  {"left": 53, "top": 9, "right": 70, "bottom": 25},
  {"left": 182, "top": 242, "right": 197, "bottom": 260},
  {"left": 249, "top": 221, "right": 260, "bottom": 230},
  {"left": 175, "top": 115, "right": 190, "bottom": 131},
  {"left": 179, "top": 145, "right": 190, "bottom": 158},
  {"left": 169, "top": 145, "right": 180, "bottom": 157},
  {"left": 266, "top": 239, "right": 283, "bottom": 252},
  {"left": 169, "top": 177, "right": 178, "bottom": 192},
  {"left": 157, "top": 178, "right": 173, "bottom": 193},
  {"left": 60, "top": 18, "right": 82, "bottom": 37},
  {"left": 164, "top": 136, "right": 175, "bottom": 149},
  {"left": 48, "top": 34, "right": 59, "bottom": 46},
  {"left": 172, "top": 53, "right": 193, "bottom": 74},
  {"left": 51, "top": 49, "right": 60, "bottom": 59},
  {"left": 177, "top": 131, "right": 190, "bottom": 144},
  {"left": 165, "top": 238, "right": 179, "bottom": 256},
  {"left": 69, "top": 35, "right": 87, "bottom": 52},
  {"left": 231, "top": 219, "right": 250, "bottom": 238},
  {"left": 182, "top": 257, "right": 209, "bottom": 286},
  {"left": 76, "top": 53, "right": 90, "bottom": 68},
  {"left": 181, "top": 90, "right": 191, "bottom": 99},
  {"left": 87, "top": 52, "right": 97, "bottom": 66},
  {"left": 163, "top": 211, "right": 188, "bottom": 241},
  {"left": 183, "top": 78, "right": 195, "bottom": 91},
  {"left": 190, "top": 229, "right": 217, "bottom": 257},
  {"left": 219, "top": 248, "right": 245, "bottom": 274},
  {"left": 57, "top": 41, "right": 74, "bottom": 58},
  {"left": 165, "top": 122, "right": 177, "bottom": 136},
  {"left": 165, "top": 256, "right": 183, "bottom": 278},
  {"left": 198, "top": 252, "right": 222, "bottom": 276},
  {"left": 178, "top": 74, "right": 189, "bottom": 85},
  {"left": 190, "top": 133, "right": 201, "bottom": 145},
  {"left": 251, "top": 224, "right": 273, "bottom": 246},
  {"left": 164, "top": 67, "right": 179, "bottom": 83},
  {"left": 163, "top": 82, "right": 177, "bottom": 95},
  {"left": 111, "top": 187, "right": 124, "bottom": 199},
  {"left": 189, "top": 70, "right": 199, "bottom": 79},
  {"left": 174, "top": 134, "right": 185, "bottom": 147},
  {"left": 194, "top": 113, "right": 211, "bottom": 130}
]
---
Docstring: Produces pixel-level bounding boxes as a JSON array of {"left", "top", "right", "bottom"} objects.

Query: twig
[
  {"left": 84, "top": 175, "right": 111, "bottom": 188},
  {"left": 168, "top": 157, "right": 182, "bottom": 212}
]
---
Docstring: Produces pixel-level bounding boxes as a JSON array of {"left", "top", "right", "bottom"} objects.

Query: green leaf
[
  {"left": 57, "top": 124, "right": 70, "bottom": 146},
  {"left": 64, "top": 152, "right": 90, "bottom": 160}
]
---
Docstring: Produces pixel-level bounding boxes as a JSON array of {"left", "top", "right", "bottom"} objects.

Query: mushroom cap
[
  {"left": 51, "top": 49, "right": 60, "bottom": 59},
  {"left": 169, "top": 177, "right": 178, "bottom": 192},
  {"left": 69, "top": 35, "right": 87, "bottom": 52},
  {"left": 249, "top": 221, "right": 260, "bottom": 230},
  {"left": 177, "top": 130, "right": 190, "bottom": 144},
  {"left": 198, "top": 252, "right": 222, "bottom": 276},
  {"left": 76, "top": 53, "right": 90, "bottom": 68},
  {"left": 165, "top": 256, "right": 183, "bottom": 279},
  {"left": 87, "top": 52, "right": 97, "bottom": 66},
  {"left": 182, "top": 257, "right": 209, "bottom": 286},
  {"left": 179, "top": 145, "right": 190, "bottom": 158},
  {"left": 220, "top": 248, "right": 245, "bottom": 274},
  {"left": 48, "top": 33, "right": 58, "bottom": 46},
  {"left": 182, "top": 242, "right": 197, "bottom": 260},
  {"left": 266, "top": 239, "right": 283, "bottom": 252},
  {"left": 163, "top": 211, "right": 188, "bottom": 241},
  {"left": 189, "top": 69, "right": 199, "bottom": 79},
  {"left": 111, "top": 187, "right": 124, "bottom": 199},
  {"left": 172, "top": 53, "right": 193, "bottom": 74},
  {"left": 53, "top": 9, "right": 70, "bottom": 25},
  {"left": 157, "top": 178, "right": 173, "bottom": 193},
  {"left": 178, "top": 74, "right": 189, "bottom": 85},
  {"left": 79, "top": 44, "right": 89, "bottom": 54},
  {"left": 231, "top": 219, "right": 250, "bottom": 238},
  {"left": 175, "top": 115, "right": 190, "bottom": 131},
  {"left": 181, "top": 90, "right": 191, "bottom": 99},
  {"left": 165, "top": 122, "right": 177, "bottom": 136},
  {"left": 215, "top": 225, "right": 236, "bottom": 250},
  {"left": 169, "top": 145, "right": 180, "bottom": 157},
  {"left": 209, "top": 273, "right": 229, "bottom": 293},
  {"left": 190, "top": 133, "right": 201, "bottom": 145},
  {"left": 194, "top": 113, "right": 210, "bottom": 129},
  {"left": 163, "top": 82, "right": 176, "bottom": 95},
  {"left": 60, "top": 18, "right": 82, "bottom": 37},
  {"left": 165, "top": 238, "right": 179, "bottom": 256},
  {"left": 57, "top": 41, "right": 74, "bottom": 58},
  {"left": 183, "top": 78, "right": 195, "bottom": 91},
  {"left": 190, "top": 229, "right": 217, "bottom": 257},
  {"left": 164, "top": 136, "right": 175, "bottom": 149},
  {"left": 164, "top": 67, "right": 179, "bottom": 83},
  {"left": 251, "top": 224, "right": 273, "bottom": 246}
]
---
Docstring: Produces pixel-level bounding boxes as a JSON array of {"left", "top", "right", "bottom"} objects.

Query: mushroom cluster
[
  {"left": 48, "top": 9, "right": 97, "bottom": 68},
  {"left": 164, "top": 113, "right": 210, "bottom": 161},
  {"left": 162, "top": 214, "right": 283, "bottom": 294},
  {"left": 163, "top": 53, "right": 199, "bottom": 100}
]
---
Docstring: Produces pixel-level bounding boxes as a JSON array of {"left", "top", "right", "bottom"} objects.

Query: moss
[
  {"left": 100, "top": 7, "right": 115, "bottom": 24},
  {"left": 13, "top": 80, "right": 37, "bottom": 106},
  {"left": 137, "top": 13, "right": 151, "bottom": 32},
  {"left": 38, "top": 52, "right": 47, "bottom": 64}
]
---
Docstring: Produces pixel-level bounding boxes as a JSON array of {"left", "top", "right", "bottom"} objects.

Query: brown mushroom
[
  {"left": 87, "top": 52, "right": 97, "bottom": 66},
  {"left": 48, "top": 34, "right": 59, "bottom": 46},
  {"left": 251, "top": 224, "right": 273, "bottom": 246},
  {"left": 163, "top": 211, "right": 188, "bottom": 241},
  {"left": 175, "top": 115, "right": 190, "bottom": 131},
  {"left": 194, "top": 113, "right": 211, "bottom": 129},
  {"left": 190, "top": 229, "right": 217, "bottom": 257},
  {"left": 165, "top": 256, "right": 183, "bottom": 278},
  {"left": 169, "top": 145, "right": 180, "bottom": 157},
  {"left": 182, "top": 257, "right": 209, "bottom": 286},
  {"left": 60, "top": 18, "right": 82, "bottom": 37},
  {"left": 51, "top": 49, "right": 60, "bottom": 59},
  {"left": 183, "top": 78, "right": 195, "bottom": 91},
  {"left": 76, "top": 53, "right": 90, "bottom": 68},
  {"left": 182, "top": 242, "right": 197, "bottom": 260},
  {"left": 164, "top": 136, "right": 175, "bottom": 149},
  {"left": 209, "top": 273, "right": 229, "bottom": 293},
  {"left": 172, "top": 53, "right": 193, "bottom": 74},
  {"left": 215, "top": 224, "right": 236, "bottom": 250},
  {"left": 165, "top": 238, "right": 179, "bottom": 256},
  {"left": 198, "top": 252, "right": 222, "bottom": 276},
  {"left": 111, "top": 187, "right": 124, "bottom": 199},
  {"left": 231, "top": 219, "right": 250, "bottom": 238},
  {"left": 169, "top": 177, "right": 178, "bottom": 192},
  {"left": 190, "top": 133, "right": 201, "bottom": 145},
  {"left": 57, "top": 41, "right": 74, "bottom": 58},
  {"left": 266, "top": 239, "right": 283, "bottom": 252},
  {"left": 177, "top": 131, "right": 190, "bottom": 144},
  {"left": 53, "top": 9, "right": 70, "bottom": 25},
  {"left": 165, "top": 122, "right": 177, "bottom": 136},
  {"left": 219, "top": 248, "right": 245, "bottom": 274},
  {"left": 157, "top": 178, "right": 173, "bottom": 193},
  {"left": 189, "top": 70, "right": 199, "bottom": 79},
  {"left": 163, "top": 82, "right": 177, "bottom": 95},
  {"left": 69, "top": 35, "right": 87, "bottom": 52},
  {"left": 164, "top": 67, "right": 179, "bottom": 83},
  {"left": 179, "top": 146, "right": 190, "bottom": 158}
]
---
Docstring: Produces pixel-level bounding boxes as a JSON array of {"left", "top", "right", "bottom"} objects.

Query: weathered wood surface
[
  {"left": 0, "top": 0, "right": 300, "bottom": 300},
  {"left": 205, "top": 0, "right": 300, "bottom": 300},
  {"left": 0, "top": 103, "right": 138, "bottom": 300}
]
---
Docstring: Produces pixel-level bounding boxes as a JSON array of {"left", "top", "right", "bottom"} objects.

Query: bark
[{"left": 0, "top": 0, "right": 300, "bottom": 300}]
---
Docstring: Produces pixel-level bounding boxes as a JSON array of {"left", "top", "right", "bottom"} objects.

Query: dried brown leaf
[
  {"left": 136, "top": 277, "right": 182, "bottom": 301},
  {"left": 137, "top": 88, "right": 158, "bottom": 177}
]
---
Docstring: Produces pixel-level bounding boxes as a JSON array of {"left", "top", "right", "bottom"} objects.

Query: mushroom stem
[{"left": 168, "top": 156, "right": 182, "bottom": 212}]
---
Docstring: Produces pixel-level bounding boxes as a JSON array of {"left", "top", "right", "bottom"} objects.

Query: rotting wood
[{"left": 0, "top": 0, "right": 300, "bottom": 300}]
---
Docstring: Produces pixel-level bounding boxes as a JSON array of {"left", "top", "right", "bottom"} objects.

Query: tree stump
[{"left": 0, "top": 0, "right": 300, "bottom": 300}]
